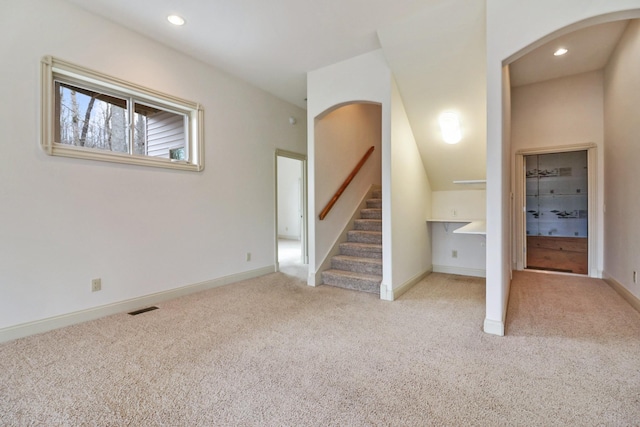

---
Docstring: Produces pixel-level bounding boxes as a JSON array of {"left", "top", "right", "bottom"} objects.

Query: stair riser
[
  {"left": 321, "top": 272, "right": 381, "bottom": 294},
  {"left": 366, "top": 199, "right": 382, "bottom": 209},
  {"left": 354, "top": 220, "right": 382, "bottom": 231},
  {"left": 340, "top": 244, "right": 382, "bottom": 259},
  {"left": 360, "top": 209, "right": 382, "bottom": 219},
  {"left": 347, "top": 231, "right": 382, "bottom": 244},
  {"left": 331, "top": 259, "right": 382, "bottom": 276},
  {"left": 372, "top": 190, "right": 382, "bottom": 199}
]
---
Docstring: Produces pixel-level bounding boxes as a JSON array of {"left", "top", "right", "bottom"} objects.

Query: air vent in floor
[{"left": 128, "top": 306, "right": 159, "bottom": 316}]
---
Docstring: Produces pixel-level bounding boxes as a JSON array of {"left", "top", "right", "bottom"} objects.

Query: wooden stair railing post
[{"left": 319, "top": 146, "right": 375, "bottom": 220}]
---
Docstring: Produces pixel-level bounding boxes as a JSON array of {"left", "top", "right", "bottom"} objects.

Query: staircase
[{"left": 321, "top": 189, "right": 382, "bottom": 294}]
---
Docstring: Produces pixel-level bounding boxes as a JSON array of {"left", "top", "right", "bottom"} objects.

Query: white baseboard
[
  {"left": 380, "top": 268, "right": 432, "bottom": 301},
  {"left": 432, "top": 265, "right": 486, "bottom": 278},
  {"left": 0, "top": 265, "right": 275, "bottom": 344},
  {"left": 603, "top": 272, "right": 640, "bottom": 314},
  {"left": 483, "top": 318, "right": 505, "bottom": 336}
]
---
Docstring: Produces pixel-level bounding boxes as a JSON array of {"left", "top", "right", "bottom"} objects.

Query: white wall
[
  {"left": 430, "top": 190, "right": 486, "bottom": 277},
  {"left": 604, "top": 19, "right": 640, "bottom": 300},
  {"left": 307, "top": 50, "right": 391, "bottom": 285},
  {"left": 277, "top": 157, "right": 302, "bottom": 240},
  {"left": 431, "top": 190, "right": 486, "bottom": 220},
  {"left": 0, "top": 0, "right": 306, "bottom": 333},
  {"left": 511, "top": 71, "right": 605, "bottom": 274},
  {"left": 385, "top": 79, "right": 432, "bottom": 299},
  {"left": 485, "top": 0, "right": 640, "bottom": 336}
]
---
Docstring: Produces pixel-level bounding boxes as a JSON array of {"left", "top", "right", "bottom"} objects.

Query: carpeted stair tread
[
  {"left": 366, "top": 198, "right": 382, "bottom": 209},
  {"left": 331, "top": 255, "right": 383, "bottom": 275},
  {"left": 339, "top": 242, "right": 382, "bottom": 258},
  {"left": 347, "top": 230, "right": 382, "bottom": 244},
  {"left": 360, "top": 208, "right": 382, "bottom": 219},
  {"left": 322, "top": 189, "right": 383, "bottom": 292},
  {"left": 354, "top": 219, "right": 382, "bottom": 231},
  {"left": 321, "top": 269, "right": 382, "bottom": 294}
]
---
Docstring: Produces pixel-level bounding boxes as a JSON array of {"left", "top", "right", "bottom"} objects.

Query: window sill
[{"left": 45, "top": 143, "right": 203, "bottom": 172}]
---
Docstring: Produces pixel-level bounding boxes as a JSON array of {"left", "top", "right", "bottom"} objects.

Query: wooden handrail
[{"left": 319, "top": 146, "right": 375, "bottom": 220}]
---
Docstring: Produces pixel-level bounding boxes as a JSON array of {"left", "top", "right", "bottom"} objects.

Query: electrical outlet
[
  {"left": 452, "top": 250, "right": 458, "bottom": 258},
  {"left": 91, "top": 278, "right": 101, "bottom": 292},
  {"left": 246, "top": 252, "right": 251, "bottom": 262}
]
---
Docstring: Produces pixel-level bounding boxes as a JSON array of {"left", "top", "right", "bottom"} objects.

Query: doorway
[
  {"left": 515, "top": 145, "right": 597, "bottom": 276},
  {"left": 275, "top": 150, "right": 308, "bottom": 281},
  {"left": 524, "top": 150, "right": 588, "bottom": 274}
]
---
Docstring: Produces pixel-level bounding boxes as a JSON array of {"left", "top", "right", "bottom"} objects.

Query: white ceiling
[
  {"left": 64, "top": 0, "right": 431, "bottom": 109},
  {"left": 510, "top": 20, "right": 629, "bottom": 87},
  {"left": 63, "top": 0, "right": 631, "bottom": 191}
]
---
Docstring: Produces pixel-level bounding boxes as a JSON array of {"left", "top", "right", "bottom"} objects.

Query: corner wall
[
  {"left": 604, "top": 19, "right": 640, "bottom": 302},
  {"left": 384, "top": 79, "right": 432, "bottom": 299},
  {"left": 0, "top": 0, "right": 306, "bottom": 336}
]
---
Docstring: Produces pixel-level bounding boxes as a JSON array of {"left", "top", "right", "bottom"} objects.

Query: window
[{"left": 41, "top": 56, "right": 204, "bottom": 171}]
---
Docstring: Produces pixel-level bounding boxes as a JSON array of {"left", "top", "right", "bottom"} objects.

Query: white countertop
[{"left": 426, "top": 219, "right": 486, "bottom": 235}]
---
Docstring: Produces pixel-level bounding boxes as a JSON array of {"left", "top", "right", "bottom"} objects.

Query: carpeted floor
[{"left": 0, "top": 271, "right": 638, "bottom": 426}]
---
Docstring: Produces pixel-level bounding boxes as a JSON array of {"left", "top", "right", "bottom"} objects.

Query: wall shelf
[{"left": 426, "top": 219, "right": 486, "bottom": 235}]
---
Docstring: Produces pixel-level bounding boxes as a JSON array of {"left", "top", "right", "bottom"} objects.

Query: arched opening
[
  {"left": 486, "top": 7, "right": 640, "bottom": 336},
  {"left": 311, "top": 101, "right": 383, "bottom": 288},
  {"left": 506, "top": 16, "right": 640, "bottom": 280}
]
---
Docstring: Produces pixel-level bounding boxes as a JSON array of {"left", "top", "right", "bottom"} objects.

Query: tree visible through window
[
  {"left": 56, "top": 82, "right": 186, "bottom": 158},
  {"left": 42, "top": 56, "right": 203, "bottom": 171}
]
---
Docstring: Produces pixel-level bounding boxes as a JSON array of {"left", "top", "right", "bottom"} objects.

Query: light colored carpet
[{"left": 0, "top": 271, "right": 639, "bottom": 425}]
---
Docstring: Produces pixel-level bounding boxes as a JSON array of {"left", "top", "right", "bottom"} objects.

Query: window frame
[{"left": 41, "top": 56, "right": 204, "bottom": 171}]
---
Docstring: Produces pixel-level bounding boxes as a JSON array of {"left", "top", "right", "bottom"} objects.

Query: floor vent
[{"left": 128, "top": 306, "right": 159, "bottom": 316}]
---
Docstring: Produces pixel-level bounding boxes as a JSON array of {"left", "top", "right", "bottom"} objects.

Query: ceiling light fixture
[
  {"left": 554, "top": 48, "right": 568, "bottom": 56},
  {"left": 439, "top": 112, "right": 461, "bottom": 144},
  {"left": 167, "top": 15, "right": 185, "bottom": 26}
]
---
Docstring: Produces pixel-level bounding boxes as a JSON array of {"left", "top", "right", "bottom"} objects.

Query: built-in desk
[
  {"left": 426, "top": 219, "right": 486, "bottom": 235},
  {"left": 426, "top": 219, "right": 486, "bottom": 277}
]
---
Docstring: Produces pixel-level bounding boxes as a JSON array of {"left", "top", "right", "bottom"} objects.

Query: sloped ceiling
[
  {"left": 64, "top": 0, "right": 486, "bottom": 191},
  {"left": 378, "top": 0, "right": 487, "bottom": 191},
  {"left": 64, "top": 0, "right": 431, "bottom": 109},
  {"left": 62, "top": 0, "right": 628, "bottom": 192}
]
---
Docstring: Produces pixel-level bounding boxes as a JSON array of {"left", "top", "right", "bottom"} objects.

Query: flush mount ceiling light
[
  {"left": 167, "top": 15, "right": 185, "bottom": 26},
  {"left": 554, "top": 48, "right": 568, "bottom": 56},
  {"left": 439, "top": 111, "right": 461, "bottom": 144}
]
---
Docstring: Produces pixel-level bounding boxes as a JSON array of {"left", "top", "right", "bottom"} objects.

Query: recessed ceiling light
[
  {"left": 167, "top": 15, "right": 185, "bottom": 26},
  {"left": 554, "top": 48, "right": 568, "bottom": 56}
]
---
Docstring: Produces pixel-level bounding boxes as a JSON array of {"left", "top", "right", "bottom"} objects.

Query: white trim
[
  {"left": 603, "top": 273, "right": 640, "bottom": 314},
  {"left": 483, "top": 318, "right": 505, "bottom": 336},
  {"left": 0, "top": 265, "right": 275, "bottom": 344},
  {"left": 432, "top": 265, "right": 486, "bottom": 278},
  {"left": 41, "top": 56, "right": 204, "bottom": 171},
  {"left": 380, "top": 268, "right": 432, "bottom": 301},
  {"left": 514, "top": 143, "right": 597, "bottom": 276}
]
